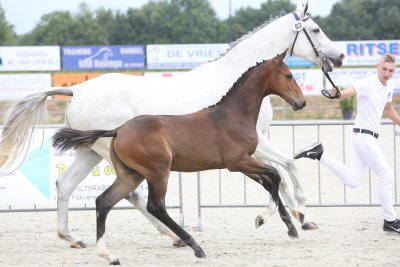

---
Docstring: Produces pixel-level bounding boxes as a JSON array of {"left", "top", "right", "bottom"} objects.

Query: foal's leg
[
  {"left": 124, "top": 190, "right": 184, "bottom": 247},
  {"left": 231, "top": 156, "right": 298, "bottom": 238},
  {"left": 254, "top": 135, "right": 318, "bottom": 230},
  {"left": 94, "top": 138, "right": 184, "bottom": 247},
  {"left": 146, "top": 173, "right": 206, "bottom": 258},
  {"left": 96, "top": 173, "right": 144, "bottom": 265},
  {"left": 56, "top": 149, "right": 102, "bottom": 248}
]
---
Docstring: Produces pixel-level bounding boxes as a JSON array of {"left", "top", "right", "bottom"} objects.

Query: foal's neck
[{"left": 215, "top": 64, "right": 271, "bottom": 123}]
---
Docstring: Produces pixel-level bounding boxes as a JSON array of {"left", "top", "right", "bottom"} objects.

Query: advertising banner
[
  {"left": 335, "top": 40, "right": 400, "bottom": 66},
  {"left": 292, "top": 69, "right": 323, "bottom": 96},
  {"left": 0, "top": 127, "right": 176, "bottom": 209},
  {"left": 325, "top": 68, "right": 400, "bottom": 92},
  {"left": 0, "top": 46, "right": 60, "bottom": 71},
  {"left": 0, "top": 73, "right": 51, "bottom": 100},
  {"left": 146, "top": 44, "right": 229, "bottom": 69},
  {"left": 61, "top": 45, "right": 145, "bottom": 70}
]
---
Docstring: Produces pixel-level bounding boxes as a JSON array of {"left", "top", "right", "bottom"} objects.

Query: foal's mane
[{"left": 207, "top": 60, "right": 267, "bottom": 109}]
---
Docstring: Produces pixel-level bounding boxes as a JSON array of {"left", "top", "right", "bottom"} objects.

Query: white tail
[{"left": 0, "top": 88, "right": 73, "bottom": 174}]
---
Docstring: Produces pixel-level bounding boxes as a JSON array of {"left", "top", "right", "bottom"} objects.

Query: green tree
[
  {"left": 0, "top": 4, "right": 18, "bottom": 45},
  {"left": 110, "top": 0, "right": 226, "bottom": 44},
  {"left": 20, "top": 3, "right": 108, "bottom": 45},
  {"left": 315, "top": 0, "right": 400, "bottom": 40},
  {"left": 228, "top": 0, "right": 295, "bottom": 42}
]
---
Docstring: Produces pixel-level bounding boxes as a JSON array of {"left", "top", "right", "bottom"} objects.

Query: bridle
[{"left": 290, "top": 11, "right": 341, "bottom": 99}]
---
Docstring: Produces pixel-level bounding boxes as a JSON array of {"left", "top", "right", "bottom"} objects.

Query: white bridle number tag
[{"left": 292, "top": 20, "right": 304, "bottom": 32}]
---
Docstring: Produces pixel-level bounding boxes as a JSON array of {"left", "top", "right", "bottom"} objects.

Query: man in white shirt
[{"left": 295, "top": 54, "right": 400, "bottom": 234}]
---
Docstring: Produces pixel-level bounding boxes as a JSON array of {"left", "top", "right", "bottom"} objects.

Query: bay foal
[{"left": 52, "top": 50, "right": 306, "bottom": 265}]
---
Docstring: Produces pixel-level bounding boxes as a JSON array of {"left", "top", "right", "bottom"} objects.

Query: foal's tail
[
  {"left": 52, "top": 128, "right": 117, "bottom": 152},
  {"left": 0, "top": 88, "right": 73, "bottom": 174}
]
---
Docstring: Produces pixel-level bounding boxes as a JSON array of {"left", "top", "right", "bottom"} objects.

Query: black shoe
[
  {"left": 294, "top": 142, "right": 323, "bottom": 160},
  {"left": 383, "top": 219, "right": 400, "bottom": 234}
]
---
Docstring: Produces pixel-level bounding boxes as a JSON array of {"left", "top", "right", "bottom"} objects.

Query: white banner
[
  {"left": 146, "top": 44, "right": 229, "bottom": 69},
  {"left": 326, "top": 68, "right": 400, "bottom": 91},
  {"left": 0, "top": 46, "right": 60, "bottom": 71},
  {"left": 292, "top": 69, "right": 324, "bottom": 96},
  {"left": 0, "top": 127, "right": 176, "bottom": 209},
  {"left": 335, "top": 40, "right": 400, "bottom": 66},
  {"left": 0, "top": 74, "right": 51, "bottom": 100}
]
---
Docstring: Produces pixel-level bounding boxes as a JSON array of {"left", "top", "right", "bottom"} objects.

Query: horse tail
[
  {"left": 52, "top": 128, "right": 117, "bottom": 152},
  {"left": 0, "top": 88, "right": 73, "bottom": 174}
]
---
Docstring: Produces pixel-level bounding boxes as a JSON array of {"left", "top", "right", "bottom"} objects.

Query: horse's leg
[
  {"left": 254, "top": 134, "right": 318, "bottom": 230},
  {"left": 57, "top": 148, "right": 102, "bottom": 248},
  {"left": 124, "top": 190, "right": 184, "bottom": 247},
  {"left": 146, "top": 175, "right": 206, "bottom": 258},
  {"left": 93, "top": 138, "right": 184, "bottom": 247},
  {"left": 231, "top": 156, "right": 298, "bottom": 238},
  {"left": 96, "top": 173, "right": 144, "bottom": 265}
]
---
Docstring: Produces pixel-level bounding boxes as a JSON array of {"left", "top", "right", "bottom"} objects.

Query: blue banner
[
  {"left": 62, "top": 45, "right": 145, "bottom": 70},
  {"left": 284, "top": 56, "right": 315, "bottom": 67}
]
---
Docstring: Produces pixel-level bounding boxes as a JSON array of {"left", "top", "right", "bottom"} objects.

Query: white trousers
[{"left": 320, "top": 132, "right": 397, "bottom": 221}]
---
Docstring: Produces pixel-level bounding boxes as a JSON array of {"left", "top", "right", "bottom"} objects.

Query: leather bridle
[{"left": 290, "top": 12, "right": 341, "bottom": 99}]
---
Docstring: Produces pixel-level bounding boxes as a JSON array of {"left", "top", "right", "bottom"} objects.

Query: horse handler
[{"left": 294, "top": 54, "right": 400, "bottom": 234}]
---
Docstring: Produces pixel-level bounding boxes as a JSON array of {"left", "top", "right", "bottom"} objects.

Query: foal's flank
[{"left": 52, "top": 50, "right": 304, "bottom": 265}]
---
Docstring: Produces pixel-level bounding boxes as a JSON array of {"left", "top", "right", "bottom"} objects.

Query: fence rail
[{"left": 196, "top": 120, "right": 400, "bottom": 229}]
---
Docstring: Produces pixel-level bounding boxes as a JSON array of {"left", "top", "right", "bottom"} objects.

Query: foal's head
[{"left": 263, "top": 49, "right": 306, "bottom": 111}]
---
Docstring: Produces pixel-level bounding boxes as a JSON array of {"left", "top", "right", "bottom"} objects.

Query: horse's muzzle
[{"left": 292, "top": 100, "right": 306, "bottom": 111}]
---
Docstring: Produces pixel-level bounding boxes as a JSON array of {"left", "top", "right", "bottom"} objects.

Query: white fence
[{"left": 196, "top": 120, "right": 400, "bottom": 228}]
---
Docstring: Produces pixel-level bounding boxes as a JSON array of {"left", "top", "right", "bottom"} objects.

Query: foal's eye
[
  {"left": 313, "top": 28, "right": 320, "bottom": 33},
  {"left": 286, "top": 74, "right": 292, "bottom": 80}
]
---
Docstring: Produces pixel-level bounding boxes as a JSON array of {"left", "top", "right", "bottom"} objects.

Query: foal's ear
[{"left": 276, "top": 48, "right": 288, "bottom": 63}]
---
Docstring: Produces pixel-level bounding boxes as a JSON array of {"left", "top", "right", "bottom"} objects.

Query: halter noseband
[{"left": 290, "top": 12, "right": 341, "bottom": 100}]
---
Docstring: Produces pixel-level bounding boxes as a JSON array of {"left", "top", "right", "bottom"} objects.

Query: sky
[{"left": 1, "top": 0, "right": 341, "bottom": 35}]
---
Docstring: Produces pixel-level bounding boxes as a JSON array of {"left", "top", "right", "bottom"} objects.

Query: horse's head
[
  {"left": 289, "top": 2, "right": 344, "bottom": 72},
  {"left": 267, "top": 49, "right": 306, "bottom": 111}
]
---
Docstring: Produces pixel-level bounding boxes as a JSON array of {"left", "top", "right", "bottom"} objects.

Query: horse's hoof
[
  {"left": 173, "top": 239, "right": 186, "bottom": 247},
  {"left": 255, "top": 215, "right": 264, "bottom": 229},
  {"left": 194, "top": 248, "right": 206, "bottom": 258},
  {"left": 70, "top": 241, "right": 87, "bottom": 249},
  {"left": 302, "top": 221, "right": 319, "bottom": 230},
  {"left": 110, "top": 259, "right": 121, "bottom": 265},
  {"left": 288, "top": 228, "right": 299, "bottom": 239}
]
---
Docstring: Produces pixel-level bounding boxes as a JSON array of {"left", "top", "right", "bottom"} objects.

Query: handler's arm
[
  {"left": 384, "top": 102, "right": 400, "bottom": 126},
  {"left": 330, "top": 86, "right": 356, "bottom": 99}
]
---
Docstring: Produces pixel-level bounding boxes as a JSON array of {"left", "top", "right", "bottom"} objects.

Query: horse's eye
[
  {"left": 313, "top": 28, "right": 320, "bottom": 33},
  {"left": 286, "top": 75, "right": 292, "bottom": 80}
]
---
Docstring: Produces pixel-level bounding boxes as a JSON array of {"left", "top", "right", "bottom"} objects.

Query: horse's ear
[
  {"left": 276, "top": 49, "right": 288, "bottom": 63},
  {"left": 304, "top": 1, "right": 309, "bottom": 15}
]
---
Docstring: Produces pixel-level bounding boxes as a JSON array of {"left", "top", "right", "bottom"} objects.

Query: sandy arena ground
[
  {"left": 0, "top": 206, "right": 399, "bottom": 267},
  {"left": 1, "top": 123, "right": 400, "bottom": 266}
]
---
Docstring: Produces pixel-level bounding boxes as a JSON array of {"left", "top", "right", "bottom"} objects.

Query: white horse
[{"left": 0, "top": 3, "right": 343, "bottom": 249}]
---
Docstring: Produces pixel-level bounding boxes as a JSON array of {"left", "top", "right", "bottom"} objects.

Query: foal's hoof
[
  {"left": 194, "top": 248, "right": 206, "bottom": 258},
  {"left": 110, "top": 259, "right": 121, "bottom": 265},
  {"left": 288, "top": 228, "right": 299, "bottom": 239},
  {"left": 70, "top": 241, "right": 87, "bottom": 249},
  {"left": 255, "top": 215, "right": 264, "bottom": 229},
  {"left": 302, "top": 221, "right": 319, "bottom": 230},
  {"left": 173, "top": 239, "right": 186, "bottom": 247}
]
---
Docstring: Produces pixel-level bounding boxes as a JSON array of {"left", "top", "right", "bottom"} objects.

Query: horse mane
[
  {"left": 211, "top": 14, "right": 283, "bottom": 62},
  {"left": 207, "top": 60, "right": 266, "bottom": 109}
]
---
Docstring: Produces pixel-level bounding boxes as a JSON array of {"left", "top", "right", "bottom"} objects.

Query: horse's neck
[
  {"left": 189, "top": 15, "right": 293, "bottom": 95},
  {"left": 216, "top": 66, "right": 269, "bottom": 125}
]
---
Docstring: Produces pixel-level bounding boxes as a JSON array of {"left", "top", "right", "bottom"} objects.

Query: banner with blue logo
[{"left": 62, "top": 45, "right": 145, "bottom": 70}]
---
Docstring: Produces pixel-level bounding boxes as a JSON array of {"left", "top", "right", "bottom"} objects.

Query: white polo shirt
[{"left": 353, "top": 74, "right": 394, "bottom": 133}]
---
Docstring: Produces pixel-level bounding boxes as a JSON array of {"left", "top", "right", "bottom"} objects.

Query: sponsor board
[
  {"left": 0, "top": 46, "right": 60, "bottom": 71},
  {"left": 146, "top": 44, "right": 229, "bottom": 69},
  {"left": 0, "top": 73, "right": 51, "bottom": 100},
  {"left": 0, "top": 127, "right": 176, "bottom": 209},
  {"left": 62, "top": 45, "right": 145, "bottom": 70}
]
